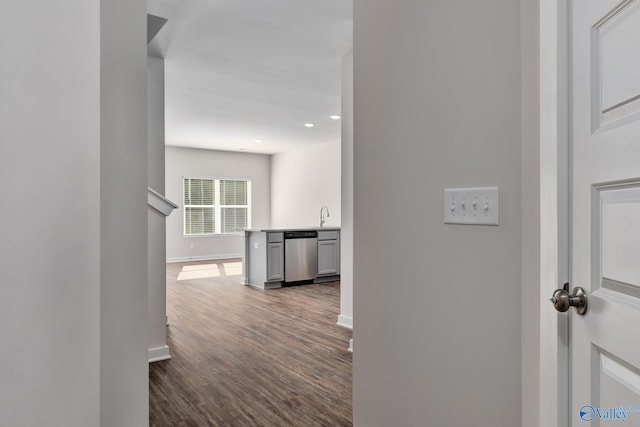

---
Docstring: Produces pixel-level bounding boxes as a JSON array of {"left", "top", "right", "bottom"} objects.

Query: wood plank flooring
[{"left": 149, "top": 260, "right": 352, "bottom": 427}]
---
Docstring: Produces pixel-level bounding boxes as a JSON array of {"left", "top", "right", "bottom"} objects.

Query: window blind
[{"left": 183, "top": 178, "right": 251, "bottom": 236}]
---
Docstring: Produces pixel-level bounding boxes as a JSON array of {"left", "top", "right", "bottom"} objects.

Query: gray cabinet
[
  {"left": 266, "top": 242, "right": 284, "bottom": 281},
  {"left": 317, "top": 231, "right": 340, "bottom": 277},
  {"left": 266, "top": 233, "right": 284, "bottom": 282},
  {"left": 245, "top": 231, "right": 284, "bottom": 288}
]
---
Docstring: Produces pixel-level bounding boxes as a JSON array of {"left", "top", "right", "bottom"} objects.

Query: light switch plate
[{"left": 444, "top": 187, "right": 499, "bottom": 225}]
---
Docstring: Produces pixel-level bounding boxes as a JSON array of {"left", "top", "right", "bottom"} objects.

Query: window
[{"left": 183, "top": 178, "right": 251, "bottom": 236}]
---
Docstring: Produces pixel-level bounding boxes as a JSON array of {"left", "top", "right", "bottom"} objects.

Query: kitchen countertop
[{"left": 245, "top": 227, "right": 340, "bottom": 233}]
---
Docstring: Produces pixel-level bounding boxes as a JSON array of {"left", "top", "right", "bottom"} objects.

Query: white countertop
[{"left": 245, "top": 227, "right": 340, "bottom": 233}]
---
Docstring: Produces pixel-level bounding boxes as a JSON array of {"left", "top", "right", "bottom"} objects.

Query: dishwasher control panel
[{"left": 284, "top": 231, "right": 318, "bottom": 239}]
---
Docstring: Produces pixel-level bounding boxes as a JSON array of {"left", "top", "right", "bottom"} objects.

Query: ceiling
[{"left": 147, "top": 0, "right": 353, "bottom": 155}]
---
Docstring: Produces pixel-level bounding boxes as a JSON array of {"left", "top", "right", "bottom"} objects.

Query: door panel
[
  {"left": 594, "top": 0, "right": 640, "bottom": 127},
  {"left": 572, "top": 0, "right": 640, "bottom": 424},
  {"left": 600, "top": 187, "right": 640, "bottom": 288},
  {"left": 586, "top": 348, "right": 640, "bottom": 423}
]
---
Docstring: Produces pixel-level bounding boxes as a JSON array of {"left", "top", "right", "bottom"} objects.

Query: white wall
[
  {"left": 271, "top": 141, "right": 341, "bottom": 229},
  {"left": 339, "top": 51, "right": 354, "bottom": 329},
  {"left": 0, "top": 1, "right": 148, "bottom": 425},
  {"left": 353, "top": 1, "right": 522, "bottom": 426},
  {"left": 166, "top": 146, "right": 271, "bottom": 261}
]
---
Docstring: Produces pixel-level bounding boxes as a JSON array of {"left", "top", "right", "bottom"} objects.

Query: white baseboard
[
  {"left": 148, "top": 345, "right": 171, "bottom": 363},
  {"left": 348, "top": 338, "right": 353, "bottom": 353},
  {"left": 167, "top": 253, "right": 242, "bottom": 263},
  {"left": 337, "top": 315, "right": 353, "bottom": 330}
]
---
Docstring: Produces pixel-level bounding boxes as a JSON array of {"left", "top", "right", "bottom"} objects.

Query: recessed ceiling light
[
  {"left": 239, "top": 148, "right": 246, "bottom": 151},
  {"left": 253, "top": 139, "right": 263, "bottom": 143},
  {"left": 304, "top": 123, "right": 315, "bottom": 128},
  {"left": 330, "top": 115, "right": 341, "bottom": 120}
]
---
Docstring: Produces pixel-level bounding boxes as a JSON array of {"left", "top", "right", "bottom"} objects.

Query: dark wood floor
[{"left": 149, "top": 259, "right": 352, "bottom": 427}]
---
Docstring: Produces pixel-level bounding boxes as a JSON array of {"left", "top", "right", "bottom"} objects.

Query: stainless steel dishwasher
[{"left": 284, "top": 230, "right": 318, "bottom": 283}]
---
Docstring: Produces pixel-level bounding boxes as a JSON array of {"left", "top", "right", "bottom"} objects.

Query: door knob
[{"left": 550, "top": 282, "right": 588, "bottom": 315}]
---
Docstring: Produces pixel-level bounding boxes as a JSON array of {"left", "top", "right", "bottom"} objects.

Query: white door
[{"left": 569, "top": 0, "right": 640, "bottom": 424}]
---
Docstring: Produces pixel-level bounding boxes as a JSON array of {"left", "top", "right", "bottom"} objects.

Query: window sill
[{"left": 183, "top": 233, "right": 245, "bottom": 238}]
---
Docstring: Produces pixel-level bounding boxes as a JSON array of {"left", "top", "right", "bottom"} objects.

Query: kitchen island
[{"left": 242, "top": 228, "right": 340, "bottom": 289}]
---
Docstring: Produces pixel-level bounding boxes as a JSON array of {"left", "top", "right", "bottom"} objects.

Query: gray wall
[
  {"left": 521, "top": 0, "right": 541, "bottom": 425},
  {"left": 100, "top": 0, "right": 149, "bottom": 425},
  {"left": 0, "top": 1, "right": 101, "bottom": 425},
  {"left": 0, "top": 0, "right": 148, "bottom": 425},
  {"left": 148, "top": 56, "right": 170, "bottom": 360},
  {"left": 148, "top": 56, "right": 165, "bottom": 194},
  {"left": 353, "top": 1, "right": 522, "bottom": 426},
  {"left": 340, "top": 51, "right": 354, "bottom": 328},
  {"left": 166, "top": 146, "right": 271, "bottom": 261}
]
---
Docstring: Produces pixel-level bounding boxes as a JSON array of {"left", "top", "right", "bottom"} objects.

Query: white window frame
[{"left": 183, "top": 177, "right": 252, "bottom": 236}]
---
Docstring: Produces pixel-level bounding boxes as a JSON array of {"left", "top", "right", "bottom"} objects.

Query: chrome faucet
[{"left": 320, "top": 205, "right": 330, "bottom": 227}]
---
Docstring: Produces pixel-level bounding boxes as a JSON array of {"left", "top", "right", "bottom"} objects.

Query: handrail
[{"left": 148, "top": 187, "right": 178, "bottom": 216}]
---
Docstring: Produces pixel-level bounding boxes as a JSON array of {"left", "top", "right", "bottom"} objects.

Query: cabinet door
[
  {"left": 266, "top": 242, "right": 284, "bottom": 281},
  {"left": 317, "top": 240, "right": 340, "bottom": 276}
]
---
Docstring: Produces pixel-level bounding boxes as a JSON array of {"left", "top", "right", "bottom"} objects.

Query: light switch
[{"left": 444, "top": 187, "right": 499, "bottom": 225}]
